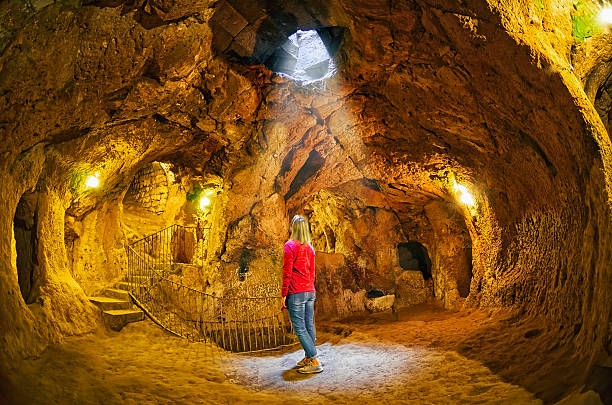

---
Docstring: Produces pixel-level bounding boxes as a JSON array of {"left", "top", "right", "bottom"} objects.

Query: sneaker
[
  {"left": 297, "top": 358, "right": 323, "bottom": 374},
  {"left": 297, "top": 357, "right": 309, "bottom": 367}
]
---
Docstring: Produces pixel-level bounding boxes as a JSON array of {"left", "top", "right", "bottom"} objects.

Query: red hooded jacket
[{"left": 281, "top": 239, "right": 316, "bottom": 297}]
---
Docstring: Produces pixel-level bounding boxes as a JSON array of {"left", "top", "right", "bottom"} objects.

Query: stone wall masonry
[{"left": 124, "top": 162, "right": 172, "bottom": 214}]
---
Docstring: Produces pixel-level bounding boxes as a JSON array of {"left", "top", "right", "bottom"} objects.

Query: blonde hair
[{"left": 290, "top": 215, "right": 311, "bottom": 245}]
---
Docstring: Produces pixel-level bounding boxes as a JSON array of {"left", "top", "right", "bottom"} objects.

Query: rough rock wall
[
  {"left": 1, "top": 146, "right": 48, "bottom": 361},
  {"left": 0, "top": 1, "right": 221, "bottom": 363},
  {"left": 66, "top": 198, "right": 126, "bottom": 296},
  {"left": 204, "top": 1, "right": 611, "bottom": 396},
  {"left": 0, "top": 0, "right": 610, "bottom": 400},
  {"left": 29, "top": 185, "right": 99, "bottom": 340},
  {"left": 423, "top": 200, "right": 472, "bottom": 308}
]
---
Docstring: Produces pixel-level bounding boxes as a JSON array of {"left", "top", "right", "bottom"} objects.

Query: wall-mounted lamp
[
  {"left": 199, "top": 196, "right": 211, "bottom": 209},
  {"left": 199, "top": 189, "right": 216, "bottom": 210},
  {"left": 454, "top": 183, "right": 475, "bottom": 207},
  {"left": 599, "top": 6, "right": 612, "bottom": 24},
  {"left": 85, "top": 173, "right": 100, "bottom": 189},
  {"left": 451, "top": 179, "right": 476, "bottom": 209}
]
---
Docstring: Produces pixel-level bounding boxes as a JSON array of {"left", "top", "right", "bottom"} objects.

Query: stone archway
[
  {"left": 13, "top": 192, "right": 38, "bottom": 305},
  {"left": 397, "top": 241, "right": 432, "bottom": 280}
]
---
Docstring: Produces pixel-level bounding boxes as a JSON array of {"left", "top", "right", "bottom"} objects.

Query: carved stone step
[
  {"left": 89, "top": 296, "right": 132, "bottom": 311},
  {"left": 103, "top": 288, "right": 131, "bottom": 301},
  {"left": 102, "top": 309, "right": 145, "bottom": 331},
  {"left": 115, "top": 282, "right": 147, "bottom": 291}
]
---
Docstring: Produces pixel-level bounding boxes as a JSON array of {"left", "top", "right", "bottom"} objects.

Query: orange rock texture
[{"left": 0, "top": 0, "right": 611, "bottom": 401}]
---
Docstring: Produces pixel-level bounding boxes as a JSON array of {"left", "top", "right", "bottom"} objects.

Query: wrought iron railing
[
  {"left": 127, "top": 224, "right": 205, "bottom": 269},
  {"left": 124, "top": 225, "right": 294, "bottom": 353}
]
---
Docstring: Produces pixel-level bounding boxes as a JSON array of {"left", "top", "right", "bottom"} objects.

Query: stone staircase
[{"left": 89, "top": 285, "right": 145, "bottom": 331}]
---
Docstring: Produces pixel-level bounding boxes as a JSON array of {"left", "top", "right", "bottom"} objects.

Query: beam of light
[
  {"left": 199, "top": 196, "right": 211, "bottom": 209},
  {"left": 85, "top": 173, "right": 100, "bottom": 189},
  {"left": 599, "top": 6, "right": 612, "bottom": 24}
]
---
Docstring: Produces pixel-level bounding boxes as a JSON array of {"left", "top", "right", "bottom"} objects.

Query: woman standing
[{"left": 281, "top": 215, "right": 323, "bottom": 374}]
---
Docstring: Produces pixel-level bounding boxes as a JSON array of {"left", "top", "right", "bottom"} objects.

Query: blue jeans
[{"left": 287, "top": 291, "right": 317, "bottom": 359}]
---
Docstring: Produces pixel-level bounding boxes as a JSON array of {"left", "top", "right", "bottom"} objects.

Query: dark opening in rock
[
  {"left": 13, "top": 192, "right": 38, "bottom": 304},
  {"left": 398, "top": 242, "right": 432, "bottom": 280},
  {"left": 324, "top": 224, "right": 336, "bottom": 251},
  {"left": 238, "top": 248, "right": 255, "bottom": 281},
  {"left": 366, "top": 289, "right": 385, "bottom": 298},
  {"left": 457, "top": 246, "right": 472, "bottom": 298}
]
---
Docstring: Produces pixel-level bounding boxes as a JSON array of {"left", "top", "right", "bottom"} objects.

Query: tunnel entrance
[
  {"left": 398, "top": 242, "right": 432, "bottom": 280},
  {"left": 13, "top": 192, "right": 38, "bottom": 304},
  {"left": 456, "top": 246, "right": 473, "bottom": 299}
]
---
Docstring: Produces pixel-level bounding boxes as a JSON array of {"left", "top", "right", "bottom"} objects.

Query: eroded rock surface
[{"left": 0, "top": 0, "right": 610, "bottom": 401}]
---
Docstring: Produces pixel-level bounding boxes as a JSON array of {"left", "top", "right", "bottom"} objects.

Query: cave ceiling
[{"left": 0, "top": 0, "right": 606, "bottom": 222}]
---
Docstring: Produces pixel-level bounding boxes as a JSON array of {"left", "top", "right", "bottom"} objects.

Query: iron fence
[
  {"left": 125, "top": 225, "right": 294, "bottom": 353},
  {"left": 127, "top": 224, "right": 206, "bottom": 269}
]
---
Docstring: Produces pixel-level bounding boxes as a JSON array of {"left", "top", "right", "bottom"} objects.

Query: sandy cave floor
[{"left": 4, "top": 304, "right": 544, "bottom": 405}]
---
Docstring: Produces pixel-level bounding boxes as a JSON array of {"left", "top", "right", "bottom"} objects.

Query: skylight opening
[{"left": 266, "top": 28, "right": 344, "bottom": 87}]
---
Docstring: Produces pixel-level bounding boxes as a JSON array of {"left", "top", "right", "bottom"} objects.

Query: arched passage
[
  {"left": 397, "top": 241, "right": 432, "bottom": 280},
  {"left": 13, "top": 192, "right": 38, "bottom": 304}
]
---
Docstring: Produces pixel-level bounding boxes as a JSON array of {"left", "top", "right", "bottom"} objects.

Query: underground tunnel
[{"left": 0, "top": 0, "right": 611, "bottom": 404}]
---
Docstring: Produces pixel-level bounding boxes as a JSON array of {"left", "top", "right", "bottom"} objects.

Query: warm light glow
[
  {"left": 199, "top": 196, "right": 211, "bottom": 209},
  {"left": 85, "top": 174, "right": 100, "bottom": 189},
  {"left": 599, "top": 7, "right": 612, "bottom": 24},
  {"left": 454, "top": 183, "right": 475, "bottom": 207}
]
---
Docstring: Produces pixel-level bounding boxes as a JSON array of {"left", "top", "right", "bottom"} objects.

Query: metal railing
[
  {"left": 125, "top": 225, "right": 294, "bottom": 353},
  {"left": 127, "top": 224, "right": 205, "bottom": 269}
]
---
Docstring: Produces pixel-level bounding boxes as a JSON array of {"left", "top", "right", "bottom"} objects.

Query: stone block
[
  {"left": 282, "top": 0, "right": 317, "bottom": 29},
  {"left": 212, "top": 24, "right": 235, "bottom": 53},
  {"left": 225, "top": 0, "right": 265, "bottom": 24},
  {"left": 250, "top": 18, "right": 288, "bottom": 62},
  {"left": 365, "top": 294, "right": 395, "bottom": 312},
  {"left": 395, "top": 269, "right": 433, "bottom": 307},
  {"left": 397, "top": 269, "right": 427, "bottom": 288},
  {"left": 89, "top": 296, "right": 132, "bottom": 311},
  {"left": 230, "top": 26, "right": 258, "bottom": 58},
  {"left": 102, "top": 309, "right": 145, "bottom": 331}
]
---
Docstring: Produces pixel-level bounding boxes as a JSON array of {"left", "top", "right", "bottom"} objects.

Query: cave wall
[
  {"left": 1, "top": 146, "right": 47, "bottom": 361},
  {"left": 30, "top": 185, "right": 100, "bottom": 339},
  {"left": 66, "top": 198, "right": 126, "bottom": 296},
  {"left": 423, "top": 200, "right": 472, "bottom": 308},
  {"left": 202, "top": 0, "right": 612, "bottom": 391},
  {"left": 2, "top": 148, "right": 100, "bottom": 361},
  {"left": 0, "top": 0, "right": 610, "bottom": 398}
]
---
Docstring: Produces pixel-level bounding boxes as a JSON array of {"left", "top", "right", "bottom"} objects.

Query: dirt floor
[{"left": 2, "top": 304, "right": 551, "bottom": 404}]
